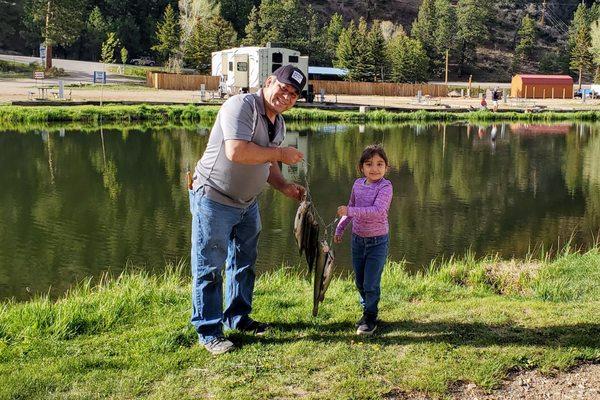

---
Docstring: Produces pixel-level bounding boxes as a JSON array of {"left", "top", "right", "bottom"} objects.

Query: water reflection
[{"left": 0, "top": 122, "right": 598, "bottom": 300}]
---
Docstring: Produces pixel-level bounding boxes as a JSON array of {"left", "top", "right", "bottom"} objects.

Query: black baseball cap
[{"left": 273, "top": 64, "right": 307, "bottom": 94}]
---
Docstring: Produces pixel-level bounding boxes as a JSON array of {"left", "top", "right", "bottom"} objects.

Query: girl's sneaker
[
  {"left": 355, "top": 314, "right": 367, "bottom": 328},
  {"left": 356, "top": 319, "right": 377, "bottom": 335}
]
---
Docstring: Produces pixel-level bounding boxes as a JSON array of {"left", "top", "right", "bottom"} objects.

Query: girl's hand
[
  {"left": 334, "top": 235, "right": 342, "bottom": 244},
  {"left": 337, "top": 206, "right": 348, "bottom": 217},
  {"left": 281, "top": 182, "right": 305, "bottom": 201}
]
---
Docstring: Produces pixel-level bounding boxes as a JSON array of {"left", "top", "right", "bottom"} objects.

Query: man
[{"left": 189, "top": 64, "right": 306, "bottom": 355}]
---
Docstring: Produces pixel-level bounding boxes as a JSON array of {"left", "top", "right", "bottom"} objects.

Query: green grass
[
  {"left": 3, "top": 104, "right": 600, "bottom": 126},
  {"left": 1, "top": 248, "right": 599, "bottom": 399},
  {"left": 0, "top": 104, "right": 221, "bottom": 124},
  {"left": 0, "top": 60, "right": 36, "bottom": 78},
  {"left": 107, "top": 65, "right": 165, "bottom": 78}
]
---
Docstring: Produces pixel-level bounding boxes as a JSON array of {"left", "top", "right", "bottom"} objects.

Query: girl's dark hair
[{"left": 358, "top": 144, "right": 389, "bottom": 169}]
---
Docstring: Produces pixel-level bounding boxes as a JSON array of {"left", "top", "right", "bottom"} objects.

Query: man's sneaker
[
  {"left": 238, "top": 318, "right": 270, "bottom": 336},
  {"left": 356, "top": 319, "right": 377, "bottom": 336},
  {"left": 204, "top": 337, "right": 234, "bottom": 355}
]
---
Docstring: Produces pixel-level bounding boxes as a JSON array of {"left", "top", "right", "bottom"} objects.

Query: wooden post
[
  {"left": 525, "top": 86, "right": 528, "bottom": 99},
  {"left": 563, "top": 88, "right": 566, "bottom": 99},
  {"left": 543, "top": 89, "right": 546, "bottom": 99},
  {"left": 445, "top": 50, "right": 449, "bottom": 85},
  {"left": 552, "top": 87, "right": 555, "bottom": 99},
  {"left": 533, "top": 86, "right": 536, "bottom": 98}
]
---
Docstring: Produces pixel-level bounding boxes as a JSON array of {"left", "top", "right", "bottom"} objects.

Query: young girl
[{"left": 334, "top": 145, "right": 393, "bottom": 335}]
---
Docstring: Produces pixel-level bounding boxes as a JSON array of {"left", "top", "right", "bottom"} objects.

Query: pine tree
[
  {"left": 84, "top": 6, "right": 108, "bottom": 61},
  {"left": 24, "top": 0, "right": 88, "bottom": 68},
  {"left": 413, "top": 0, "right": 455, "bottom": 78},
  {"left": 101, "top": 32, "right": 120, "bottom": 64},
  {"left": 455, "top": 0, "right": 493, "bottom": 75},
  {"left": 335, "top": 21, "right": 359, "bottom": 80},
  {"left": 152, "top": 4, "right": 180, "bottom": 63},
  {"left": 590, "top": 20, "right": 600, "bottom": 83},
  {"left": 185, "top": 14, "right": 237, "bottom": 73},
  {"left": 367, "top": 21, "right": 387, "bottom": 81},
  {"left": 590, "top": 3, "right": 600, "bottom": 25},
  {"left": 433, "top": 0, "right": 456, "bottom": 75},
  {"left": 386, "top": 31, "right": 429, "bottom": 83},
  {"left": 411, "top": 0, "right": 436, "bottom": 55},
  {"left": 259, "top": 0, "right": 307, "bottom": 49},
  {"left": 220, "top": 0, "right": 255, "bottom": 35},
  {"left": 242, "top": 5, "right": 261, "bottom": 46},
  {"left": 516, "top": 15, "right": 536, "bottom": 58},
  {"left": 355, "top": 17, "right": 373, "bottom": 81},
  {"left": 324, "top": 13, "right": 344, "bottom": 66},
  {"left": 304, "top": 5, "right": 327, "bottom": 66},
  {"left": 569, "top": 4, "right": 593, "bottom": 88},
  {"left": 209, "top": 14, "right": 239, "bottom": 50},
  {"left": 512, "top": 14, "right": 537, "bottom": 72}
]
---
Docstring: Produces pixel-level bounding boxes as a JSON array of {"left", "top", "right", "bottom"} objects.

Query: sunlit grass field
[{"left": 1, "top": 247, "right": 599, "bottom": 399}]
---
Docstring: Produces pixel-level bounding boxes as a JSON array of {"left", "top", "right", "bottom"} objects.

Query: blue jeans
[
  {"left": 351, "top": 233, "right": 389, "bottom": 319},
  {"left": 189, "top": 188, "right": 261, "bottom": 344}
]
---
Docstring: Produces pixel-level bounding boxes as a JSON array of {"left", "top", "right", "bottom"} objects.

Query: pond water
[{"left": 1, "top": 122, "right": 599, "bottom": 300}]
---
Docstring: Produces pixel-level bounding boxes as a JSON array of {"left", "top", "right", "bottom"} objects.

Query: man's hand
[
  {"left": 334, "top": 235, "right": 343, "bottom": 244},
  {"left": 281, "top": 182, "right": 305, "bottom": 201},
  {"left": 280, "top": 147, "right": 303, "bottom": 165},
  {"left": 337, "top": 206, "right": 348, "bottom": 217}
]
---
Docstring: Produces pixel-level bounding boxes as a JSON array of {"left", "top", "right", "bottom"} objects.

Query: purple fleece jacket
[{"left": 335, "top": 177, "right": 393, "bottom": 238}]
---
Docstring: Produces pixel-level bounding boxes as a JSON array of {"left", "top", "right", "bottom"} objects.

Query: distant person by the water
[
  {"left": 334, "top": 145, "right": 393, "bottom": 336},
  {"left": 492, "top": 88, "right": 500, "bottom": 112}
]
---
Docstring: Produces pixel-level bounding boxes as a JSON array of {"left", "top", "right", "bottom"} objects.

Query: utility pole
[
  {"left": 445, "top": 49, "right": 449, "bottom": 85},
  {"left": 540, "top": 0, "right": 547, "bottom": 25}
]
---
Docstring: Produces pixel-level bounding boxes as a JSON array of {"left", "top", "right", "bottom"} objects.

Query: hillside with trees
[{"left": 2, "top": 0, "right": 600, "bottom": 83}]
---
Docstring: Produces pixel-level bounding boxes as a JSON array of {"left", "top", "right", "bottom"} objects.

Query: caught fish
[
  {"left": 304, "top": 211, "right": 319, "bottom": 273},
  {"left": 294, "top": 195, "right": 310, "bottom": 253},
  {"left": 318, "top": 247, "right": 335, "bottom": 302},
  {"left": 312, "top": 240, "right": 335, "bottom": 316}
]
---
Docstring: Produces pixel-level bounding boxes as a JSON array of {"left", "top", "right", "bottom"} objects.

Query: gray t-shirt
[{"left": 192, "top": 90, "right": 286, "bottom": 208}]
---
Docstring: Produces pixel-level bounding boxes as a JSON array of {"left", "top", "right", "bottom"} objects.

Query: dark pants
[{"left": 351, "top": 233, "right": 389, "bottom": 319}]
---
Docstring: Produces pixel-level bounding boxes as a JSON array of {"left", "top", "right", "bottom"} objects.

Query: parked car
[{"left": 130, "top": 56, "right": 156, "bottom": 66}]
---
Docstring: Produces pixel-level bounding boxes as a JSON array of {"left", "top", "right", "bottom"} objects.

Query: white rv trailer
[{"left": 211, "top": 45, "right": 309, "bottom": 96}]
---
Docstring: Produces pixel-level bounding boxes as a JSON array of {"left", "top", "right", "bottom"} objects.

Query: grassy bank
[
  {"left": 1, "top": 249, "right": 599, "bottom": 399},
  {"left": 3, "top": 104, "right": 600, "bottom": 125},
  {"left": 0, "top": 60, "right": 36, "bottom": 78},
  {"left": 107, "top": 65, "right": 165, "bottom": 78}
]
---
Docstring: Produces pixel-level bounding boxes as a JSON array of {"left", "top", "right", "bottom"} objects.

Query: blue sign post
[
  {"left": 94, "top": 71, "right": 107, "bottom": 106},
  {"left": 93, "top": 71, "right": 107, "bottom": 84},
  {"left": 39, "top": 44, "right": 46, "bottom": 65}
]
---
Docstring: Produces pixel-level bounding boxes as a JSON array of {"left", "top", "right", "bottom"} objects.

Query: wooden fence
[
  {"left": 146, "top": 71, "right": 220, "bottom": 90},
  {"left": 311, "top": 80, "right": 448, "bottom": 97},
  {"left": 146, "top": 72, "right": 448, "bottom": 97}
]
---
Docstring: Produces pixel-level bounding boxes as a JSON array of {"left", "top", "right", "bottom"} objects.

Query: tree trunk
[
  {"left": 45, "top": 44, "right": 53, "bottom": 69},
  {"left": 578, "top": 67, "right": 582, "bottom": 90},
  {"left": 45, "top": 0, "right": 53, "bottom": 69}
]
